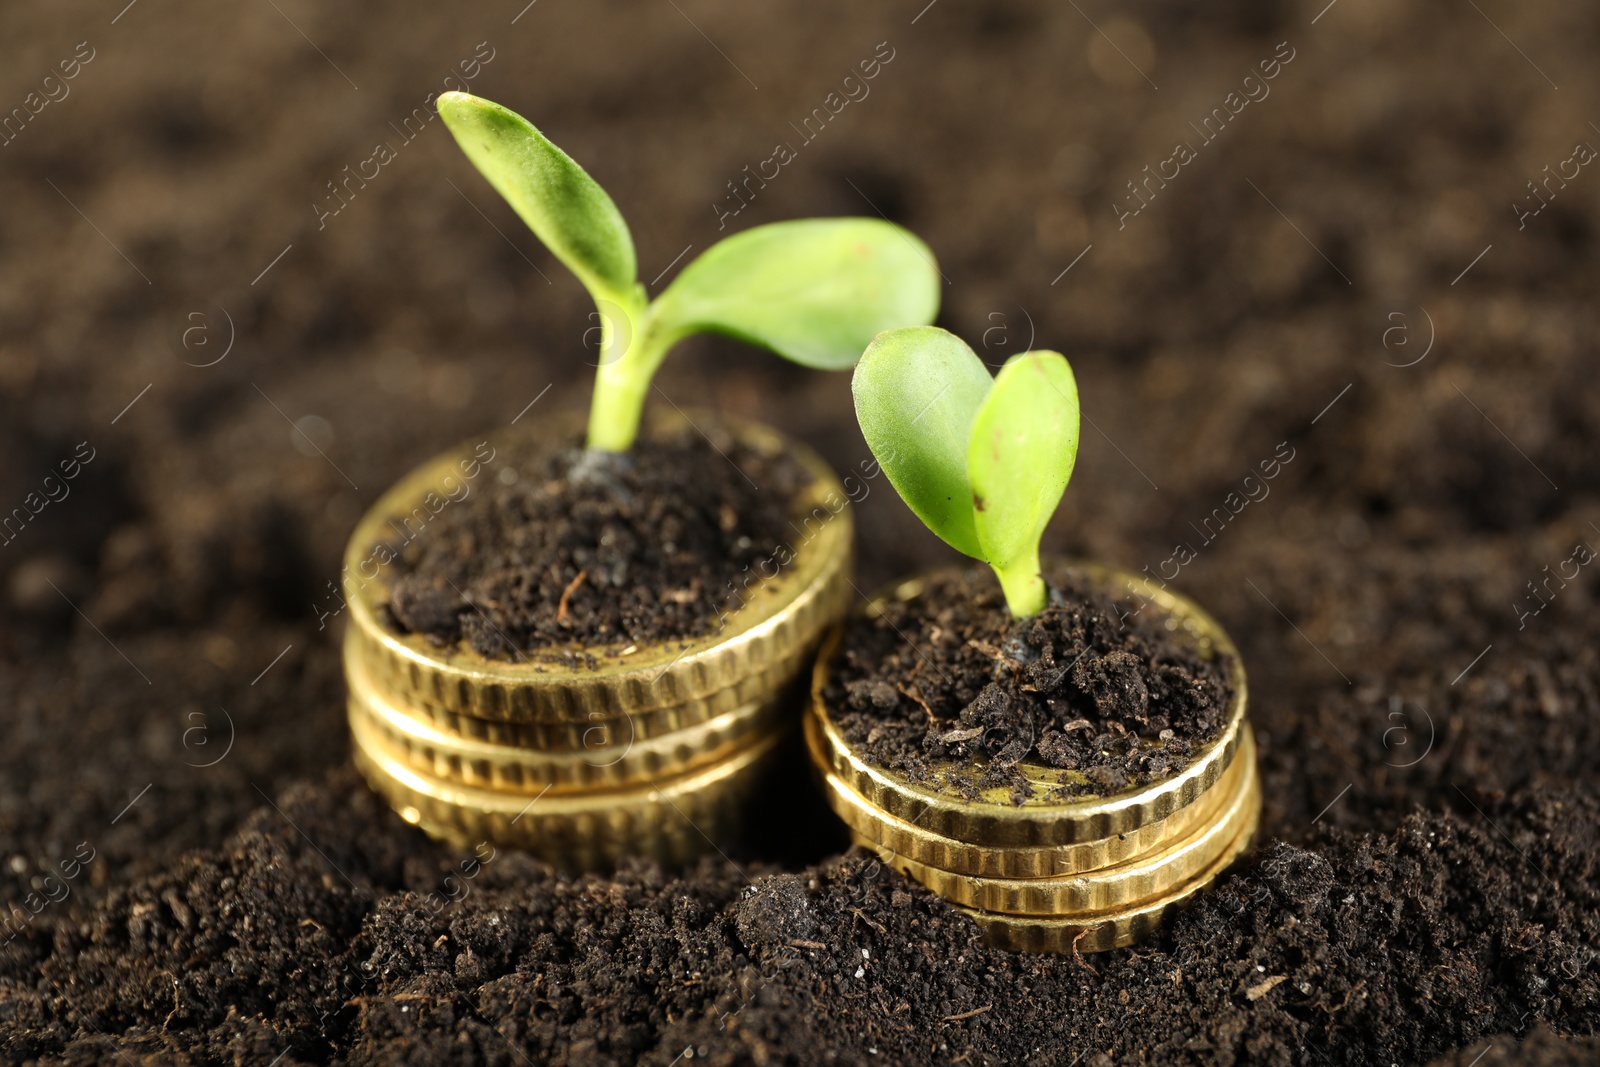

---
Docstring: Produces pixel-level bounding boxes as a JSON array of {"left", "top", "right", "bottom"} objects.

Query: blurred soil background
[{"left": 1, "top": 0, "right": 1598, "bottom": 1062}]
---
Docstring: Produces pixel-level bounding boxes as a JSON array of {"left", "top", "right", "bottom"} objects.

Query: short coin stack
[
  {"left": 806, "top": 571, "right": 1260, "bottom": 952},
  {"left": 342, "top": 422, "right": 852, "bottom": 871}
]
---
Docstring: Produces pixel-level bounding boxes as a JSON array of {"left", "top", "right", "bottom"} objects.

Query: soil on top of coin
[
  {"left": 382, "top": 417, "right": 813, "bottom": 660},
  {"left": 826, "top": 562, "right": 1233, "bottom": 802}
]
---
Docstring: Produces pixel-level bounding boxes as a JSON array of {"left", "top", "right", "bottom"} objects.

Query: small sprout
[
  {"left": 436, "top": 91, "right": 941, "bottom": 453},
  {"left": 851, "top": 326, "right": 1080, "bottom": 617}
]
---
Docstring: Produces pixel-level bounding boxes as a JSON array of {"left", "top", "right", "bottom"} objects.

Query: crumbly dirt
[
  {"left": 383, "top": 420, "right": 810, "bottom": 657},
  {"left": 827, "top": 563, "right": 1232, "bottom": 801},
  {"left": 3, "top": 773, "right": 1596, "bottom": 1066},
  {"left": 3, "top": 0, "right": 1599, "bottom": 1063}
]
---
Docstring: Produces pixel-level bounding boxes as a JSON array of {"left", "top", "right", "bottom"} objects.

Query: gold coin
[
  {"left": 343, "top": 626, "right": 770, "bottom": 751},
  {"left": 350, "top": 639, "right": 784, "bottom": 794},
  {"left": 809, "top": 563, "right": 1248, "bottom": 847},
  {"left": 812, "top": 708, "right": 1249, "bottom": 878},
  {"left": 955, "top": 788, "right": 1261, "bottom": 953},
  {"left": 351, "top": 709, "right": 783, "bottom": 869},
  {"left": 342, "top": 409, "right": 852, "bottom": 730},
  {"left": 855, "top": 730, "right": 1259, "bottom": 916},
  {"left": 344, "top": 658, "right": 752, "bottom": 752}
]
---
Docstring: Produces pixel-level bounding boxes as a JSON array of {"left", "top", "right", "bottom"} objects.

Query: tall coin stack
[
  {"left": 806, "top": 571, "right": 1261, "bottom": 952},
  {"left": 342, "top": 423, "right": 853, "bottom": 871}
]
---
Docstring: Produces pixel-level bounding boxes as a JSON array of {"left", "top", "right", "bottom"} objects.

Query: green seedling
[
  {"left": 852, "top": 326, "right": 1080, "bottom": 617},
  {"left": 436, "top": 91, "right": 941, "bottom": 453}
]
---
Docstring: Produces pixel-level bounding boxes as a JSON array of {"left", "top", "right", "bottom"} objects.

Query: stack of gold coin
[
  {"left": 341, "top": 419, "right": 853, "bottom": 871},
  {"left": 806, "top": 569, "right": 1261, "bottom": 953}
]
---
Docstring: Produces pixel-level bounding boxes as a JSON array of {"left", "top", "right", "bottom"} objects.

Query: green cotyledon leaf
[
  {"left": 851, "top": 326, "right": 992, "bottom": 558},
  {"left": 967, "top": 350, "right": 1080, "bottom": 615},
  {"left": 650, "top": 218, "right": 941, "bottom": 369},
  {"left": 437, "top": 91, "right": 637, "bottom": 304}
]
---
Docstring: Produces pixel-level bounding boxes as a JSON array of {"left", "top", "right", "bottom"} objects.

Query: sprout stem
[
  {"left": 992, "top": 554, "right": 1047, "bottom": 618},
  {"left": 584, "top": 288, "right": 675, "bottom": 452}
]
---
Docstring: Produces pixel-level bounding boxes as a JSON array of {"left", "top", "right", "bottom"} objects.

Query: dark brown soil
[
  {"left": 384, "top": 420, "right": 810, "bottom": 657},
  {"left": 3, "top": 0, "right": 1599, "bottom": 1063},
  {"left": 5, "top": 770, "right": 1595, "bottom": 1066},
  {"left": 827, "top": 562, "right": 1231, "bottom": 801},
  {"left": 1426, "top": 1028, "right": 1600, "bottom": 1067}
]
